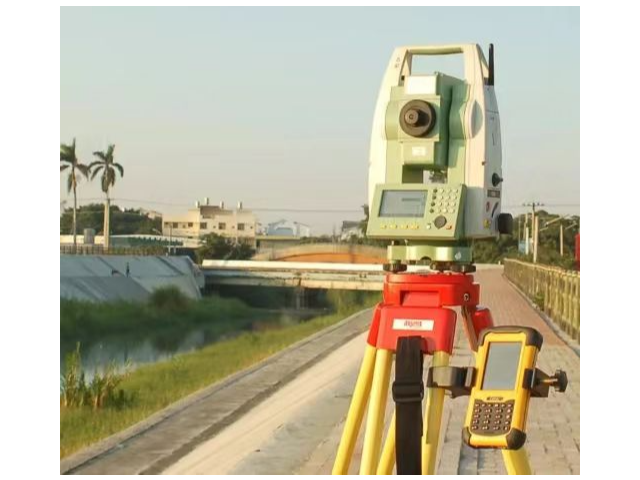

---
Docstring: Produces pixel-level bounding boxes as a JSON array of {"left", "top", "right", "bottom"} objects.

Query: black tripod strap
[{"left": 392, "top": 336, "right": 424, "bottom": 475}]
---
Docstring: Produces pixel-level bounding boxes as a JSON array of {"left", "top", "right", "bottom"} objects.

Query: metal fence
[{"left": 503, "top": 259, "right": 580, "bottom": 342}]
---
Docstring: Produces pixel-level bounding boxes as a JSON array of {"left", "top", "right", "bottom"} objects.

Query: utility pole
[
  {"left": 533, "top": 215, "right": 539, "bottom": 263},
  {"left": 540, "top": 214, "right": 572, "bottom": 257},
  {"left": 518, "top": 216, "right": 522, "bottom": 242},
  {"left": 523, "top": 202, "right": 544, "bottom": 227},
  {"left": 522, "top": 202, "right": 544, "bottom": 258}
]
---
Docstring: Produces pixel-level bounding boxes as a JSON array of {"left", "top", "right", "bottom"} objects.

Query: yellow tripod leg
[
  {"left": 332, "top": 344, "right": 377, "bottom": 475},
  {"left": 422, "top": 351, "right": 450, "bottom": 475},
  {"left": 376, "top": 410, "right": 396, "bottom": 475},
  {"left": 503, "top": 447, "right": 532, "bottom": 475},
  {"left": 359, "top": 349, "right": 393, "bottom": 475}
]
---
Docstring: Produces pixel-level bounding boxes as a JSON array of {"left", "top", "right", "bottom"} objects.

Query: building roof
[
  {"left": 341, "top": 220, "right": 361, "bottom": 229},
  {"left": 267, "top": 219, "right": 310, "bottom": 228}
]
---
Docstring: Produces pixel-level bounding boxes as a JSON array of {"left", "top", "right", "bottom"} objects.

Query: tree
[
  {"left": 60, "top": 204, "right": 162, "bottom": 236},
  {"left": 472, "top": 212, "right": 580, "bottom": 270},
  {"left": 359, "top": 204, "right": 369, "bottom": 236},
  {"left": 89, "top": 145, "right": 124, "bottom": 250},
  {"left": 60, "top": 139, "right": 90, "bottom": 251},
  {"left": 345, "top": 204, "right": 387, "bottom": 247},
  {"left": 196, "top": 234, "right": 255, "bottom": 263}
]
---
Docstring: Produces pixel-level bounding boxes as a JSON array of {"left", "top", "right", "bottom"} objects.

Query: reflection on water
[{"left": 60, "top": 309, "right": 321, "bottom": 379}]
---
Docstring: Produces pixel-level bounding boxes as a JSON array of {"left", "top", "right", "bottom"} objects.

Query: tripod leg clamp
[
  {"left": 523, "top": 368, "right": 569, "bottom": 397},
  {"left": 426, "top": 366, "right": 476, "bottom": 398}
]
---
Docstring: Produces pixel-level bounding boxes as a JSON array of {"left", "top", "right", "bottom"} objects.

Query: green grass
[
  {"left": 61, "top": 287, "right": 259, "bottom": 346},
  {"left": 60, "top": 290, "right": 378, "bottom": 458}
]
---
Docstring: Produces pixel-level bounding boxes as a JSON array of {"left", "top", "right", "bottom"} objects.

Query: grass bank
[
  {"left": 61, "top": 287, "right": 259, "bottom": 346},
  {"left": 60, "top": 290, "right": 378, "bottom": 458}
]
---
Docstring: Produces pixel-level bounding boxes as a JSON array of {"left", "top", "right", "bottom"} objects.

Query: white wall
[
  {"left": 163, "top": 207, "right": 257, "bottom": 240},
  {"left": 60, "top": 234, "right": 105, "bottom": 246}
]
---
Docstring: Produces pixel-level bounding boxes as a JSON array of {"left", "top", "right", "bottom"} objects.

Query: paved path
[{"left": 63, "top": 269, "right": 580, "bottom": 475}]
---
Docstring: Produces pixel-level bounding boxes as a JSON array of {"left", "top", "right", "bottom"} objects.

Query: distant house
[
  {"left": 340, "top": 220, "right": 363, "bottom": 241},
  {"left": 139, "top": 208, "right": 163, "bottom": 220},
  {"left": 162, "top": 199, "right": 257, "bottom": 246},
  {"left": 266, "top": 219, "right": 311, "bottom": 238}
]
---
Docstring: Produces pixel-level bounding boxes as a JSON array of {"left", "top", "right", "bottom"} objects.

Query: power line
[
  {"left": 71, "top": 197, "right": 577, "bottom": 214},
  {"left": 73, "top": 197, "right": 364, "bottom": 214},
  {"left": 75, "top": 197, "right": 192, "bottom": 207},
  {"left": 251, "top": 207, "right": 363, "bottom": 214},
  {"left": 504, "top": 203, "right": 579, "bottom": 209}
]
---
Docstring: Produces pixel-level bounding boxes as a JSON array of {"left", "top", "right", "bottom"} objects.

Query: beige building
[{"left": 162, "top": 200, "right": 257, "bottom": 246}]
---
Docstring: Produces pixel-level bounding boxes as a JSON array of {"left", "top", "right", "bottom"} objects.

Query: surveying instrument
[{"left": 332, "top": 44, "right": 568, "bottom": 475}]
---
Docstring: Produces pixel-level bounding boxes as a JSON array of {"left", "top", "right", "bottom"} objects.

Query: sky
[{"left": 60, "top": 7, "right": 579, "bottom": 234}]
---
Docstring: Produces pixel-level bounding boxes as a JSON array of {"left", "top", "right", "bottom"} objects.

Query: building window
[
  {"left": 200, "top": 222, "right": 207, "bottom": 229},
  {"left": 238, "top": 223, "right": 245, "bottom": 231},
  {"left": 188, "top": 222, "right": 194, "bottom": 228},
  {"left": 172, "top": 222, "right": 178, "bottom": 228},
  {"left": 219, "top": 222, "right": 226, "bottom": 230}
]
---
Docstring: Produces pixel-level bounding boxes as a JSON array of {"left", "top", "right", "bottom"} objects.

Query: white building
[
  {"left": 139, "top": 208, "right": 163, "bottom": 220},
  {"left": 340, "top": 220, "right": 364, "bottom": 241},
  {"left": 162, "top": 200, "right": 257, "bottom": 246},
  {"left": 266, "top": 219, "right": 311, "bottom": 237}
]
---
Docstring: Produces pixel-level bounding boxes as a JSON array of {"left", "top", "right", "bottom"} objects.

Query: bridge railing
[{"left": 503, "top": 259, "right": 580, "bottom": 342}]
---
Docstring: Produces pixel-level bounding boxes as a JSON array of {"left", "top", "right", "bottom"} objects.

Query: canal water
[{"left": 60, "top": 309, "right": 324, "bottom": 380}]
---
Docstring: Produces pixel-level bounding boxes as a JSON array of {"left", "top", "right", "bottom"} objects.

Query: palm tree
[
  {"left": 60, "top": 139, "right": 90, "bottom": 251},
  {"left": 89, "top": 145, "right": 124, "bottom": 250}
]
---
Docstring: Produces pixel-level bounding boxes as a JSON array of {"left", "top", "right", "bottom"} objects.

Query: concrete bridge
[
  {"left": 253, "top": 244, "right": 387, "bottom": 264},
  {"left": 201, "top": 260, "right": 503, "bottom": 291},
  {"left": 61, "top": 267, "right": 580, "bottom": 475},
  {"left": 202, "top": 260, "right": 386, "bottom": 291}
]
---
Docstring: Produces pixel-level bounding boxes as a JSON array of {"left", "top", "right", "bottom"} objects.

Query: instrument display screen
[
  {"left": 482, "top": 342, "right": 522, "bottom": 390},
  {"left": 379, "top": 190, "right": 427, "bottom": 218}
]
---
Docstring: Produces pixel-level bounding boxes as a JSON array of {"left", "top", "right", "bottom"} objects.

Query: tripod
[{"left": 332, "top": 270, "right": 532, "bottom": 475}]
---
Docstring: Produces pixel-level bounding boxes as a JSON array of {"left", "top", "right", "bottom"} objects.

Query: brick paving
[{"left": 404, "top": 269, "right": 580, "bottom": 475}]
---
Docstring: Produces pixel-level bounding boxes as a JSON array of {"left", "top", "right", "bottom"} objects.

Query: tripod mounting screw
[{"left": 383, "top": 261, "right": 407, "bottom": 273}]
